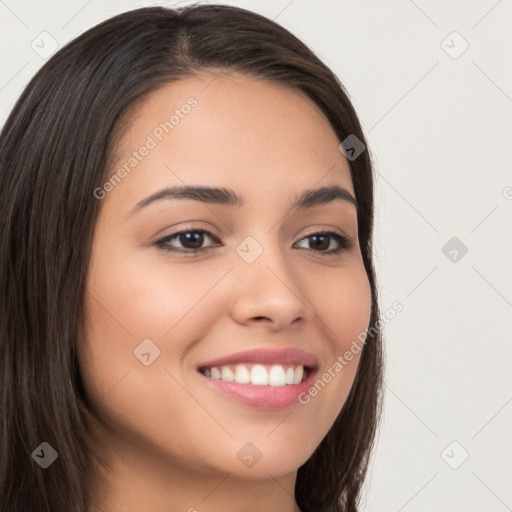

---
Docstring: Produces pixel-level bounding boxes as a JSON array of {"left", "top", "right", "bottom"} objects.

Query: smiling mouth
[{"left": 198, "top": 363, "right": 312, "bottom": 386}]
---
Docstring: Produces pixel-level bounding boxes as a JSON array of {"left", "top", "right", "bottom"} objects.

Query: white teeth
[
  {"left": 204, "top": 364, "right": 306, "bottom": 386},
  {"left": 293, "top": 366, "right": 304, "bottom": 385},
  {"left": 251, "top": 364, "right": 269, "bottom": 385},
  {"left": 234, "top": 364, "right": 251, "bottom": 384},
  {"left": 221, "top": 366, "right": 235, "bottom": 382},
  {"left": 269, "top": 365, "right": 287, "bottom": 386}
]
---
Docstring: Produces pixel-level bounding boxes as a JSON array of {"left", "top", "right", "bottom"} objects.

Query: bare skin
[{"left": 80, "top": 70, "right": 372, "bottom": 512}]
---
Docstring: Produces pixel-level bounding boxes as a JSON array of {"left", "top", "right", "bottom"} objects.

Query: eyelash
[{"left": 154, "top": 228, "right": 354, "bottom": 256}]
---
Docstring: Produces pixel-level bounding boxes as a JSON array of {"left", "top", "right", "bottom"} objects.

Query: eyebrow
[{"left": 127, "top": 183, "right": 357, "bottom": 216}]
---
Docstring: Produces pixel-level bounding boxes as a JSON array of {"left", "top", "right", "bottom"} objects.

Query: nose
[{"left": 229, "top": 242, "right": 314, "bottom": 330}]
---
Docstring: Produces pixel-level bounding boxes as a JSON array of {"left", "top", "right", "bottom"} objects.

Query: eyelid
[
  {"left": 294, "top": 229, "right": 354, "bottom": 253},
  {"left": 300, "top": 226, "right": 346, "bottom": 239},
  {"left": 154, "top": 227, "right": 220, "bottom": 250},
  {"left": 298, "top": 226, "right": 353, "bottom": 246}
]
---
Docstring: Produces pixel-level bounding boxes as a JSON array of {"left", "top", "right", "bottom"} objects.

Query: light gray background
[{"left": 1, "top": 1, "right": 511, "bottom": 510}]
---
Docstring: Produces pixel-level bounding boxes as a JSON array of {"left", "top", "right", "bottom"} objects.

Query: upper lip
[{"left": 197, "top": 348, "right": 319, "bottom": 369}]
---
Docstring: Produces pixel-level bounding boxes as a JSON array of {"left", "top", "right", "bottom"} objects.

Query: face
[{"left": 79, "top": 71, "right": 372, "bottom": 490}]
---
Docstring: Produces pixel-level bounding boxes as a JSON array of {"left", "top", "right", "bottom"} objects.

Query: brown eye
[
  {"left": 156, "top": 229, "right": 219, "bottom": 253},
  {"left": 294, "top": 231, "right": 353, "bottom": 255},
  {"left": 177, "top": 232, "right": 205, "bottom": 250},
  {"left": 307, "top": 234, "right": 330, "bottom": 251}
]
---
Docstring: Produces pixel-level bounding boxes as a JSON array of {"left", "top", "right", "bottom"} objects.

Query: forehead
[{"left": 105, "top": 71, "right": 354, "bottom": 213}]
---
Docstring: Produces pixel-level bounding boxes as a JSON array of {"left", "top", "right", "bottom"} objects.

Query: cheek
[
  {"left": 78, "top": 248, "right": 232, "bottom": 472},
  {"left": 84, "top": 241, "right": 227, "bottom": 344},
  {"left": 311, "top": 261, "right": 372, "bottom": 351},
  {"left": 78, "top": 242, "right": 232, "bottom": 411},
  {"left": 300, "top": 261, "right": 372, "bottom": 420}
]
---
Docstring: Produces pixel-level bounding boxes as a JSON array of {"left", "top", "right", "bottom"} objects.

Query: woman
[{"left": 0, "top": 4, "right": 384, "bottom": 511}]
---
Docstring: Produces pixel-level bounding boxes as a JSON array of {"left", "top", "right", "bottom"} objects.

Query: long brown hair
[{"left": 0, "top": 4, "right": 384, "bottom": 511}]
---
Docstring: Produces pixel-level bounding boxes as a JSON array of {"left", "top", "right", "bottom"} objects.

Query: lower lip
[{"left": 198, "top": 369, "right": 318, "bottom": 409}]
